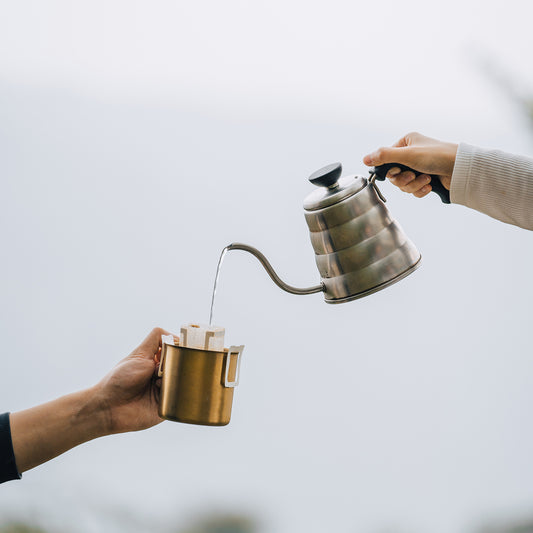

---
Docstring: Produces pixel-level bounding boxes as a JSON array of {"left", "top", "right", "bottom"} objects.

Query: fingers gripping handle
[{"left": 372, "top": 163, "right": 451, "bottom": 204}]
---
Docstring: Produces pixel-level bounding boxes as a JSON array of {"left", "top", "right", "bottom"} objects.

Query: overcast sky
[
  {"left": 1, "top": 0, "right": 533, "bottom": 127},
  {"left": 1, "top": 2, "right": 533, "bottom": 533}
]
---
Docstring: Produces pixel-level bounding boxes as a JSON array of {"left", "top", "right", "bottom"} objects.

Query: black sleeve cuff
[{"left": 0, "top": 412, "right": 22, "bottom": 483}]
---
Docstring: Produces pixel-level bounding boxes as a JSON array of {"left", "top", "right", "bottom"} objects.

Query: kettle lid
[{"left": 303, "top": 162, "right": 366, "bottom": 211}]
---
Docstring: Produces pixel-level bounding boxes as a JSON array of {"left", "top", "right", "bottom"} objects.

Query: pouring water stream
[{"left": 209, "top": 245, "right": 230, "bottom": 325}]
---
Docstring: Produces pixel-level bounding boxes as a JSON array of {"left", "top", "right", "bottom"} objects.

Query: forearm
[
  {"left": 5, "top": 327, "right": 166, "bottom": 478},
  {"left": 451, "top": 143, "right": 533, "bottom": 230},
  {"left": 10, "top": 386, "right": 110, "bottom": 473}
]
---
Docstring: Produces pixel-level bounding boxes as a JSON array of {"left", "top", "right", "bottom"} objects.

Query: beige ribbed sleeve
[{"left": 450, "top": 143, "right": 533, "bottom": 230}]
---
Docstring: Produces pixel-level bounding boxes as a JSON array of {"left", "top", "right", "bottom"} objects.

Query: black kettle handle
[{"left": 372, "top": 163, "right": 451, "bottom": 204}]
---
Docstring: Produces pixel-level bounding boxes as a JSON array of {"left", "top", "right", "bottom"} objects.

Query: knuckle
[
  {"left": 416, "top": 185, "right": 431, "bottom": 198},
  {"left": 405, "top": 181, "right": 421, "bottom": 193},
  {"left": 403, "top": 131, "right": 421, "bottom": 146},
  {"left": 397, "top": 172, "right": 414, "bottom": 186},
  {"left": 405, "top": 131, "right": 421, "bottom": 144},
  {"left": 374, "top": 147, "right": 387, "bottom": 161}
]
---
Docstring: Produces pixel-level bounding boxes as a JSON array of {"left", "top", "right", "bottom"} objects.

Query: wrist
[
  {"left": 61, "top": 387, "right": 112, "bottom": 442},
  {"left": 83, "top": 384, "right": 115, "bottom": 437}
]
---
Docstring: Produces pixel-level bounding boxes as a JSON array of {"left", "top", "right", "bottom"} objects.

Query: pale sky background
[{"left": 1, "top": 1, "right": 533, "bottom": 533}]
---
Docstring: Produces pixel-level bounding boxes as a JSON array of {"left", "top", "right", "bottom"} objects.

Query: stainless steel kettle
[{"left": 225, "top": 162, "right": 425, "bottom": 304}]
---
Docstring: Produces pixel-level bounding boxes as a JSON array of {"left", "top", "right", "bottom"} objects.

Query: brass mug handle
[
  {"left": 224, "top": 345, "right": 244, "bottom": 388},
  {"left": 158, "top": 335, "right": 175, "bottom": 377}
]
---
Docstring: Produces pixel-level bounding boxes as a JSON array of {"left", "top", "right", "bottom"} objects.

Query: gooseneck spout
[{"left": 226, "top": 243, "right": 324, "bottom": 296}]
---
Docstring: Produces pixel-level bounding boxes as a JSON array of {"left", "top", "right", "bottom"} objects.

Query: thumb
[
  {"left": 363, "top": 146, "right": 420, "bottom": 169},
  {"left": 132, "top": 327, "right": 172, "bottom": 359}
]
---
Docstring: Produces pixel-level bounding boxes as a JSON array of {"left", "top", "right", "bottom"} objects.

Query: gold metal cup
[{"left": 158, "top": 342, "right": 244, "bottom": 426}]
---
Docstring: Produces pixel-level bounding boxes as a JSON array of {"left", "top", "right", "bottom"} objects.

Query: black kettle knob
[{"left": 309, "top": 162, "right": 342, "bottom": 188}]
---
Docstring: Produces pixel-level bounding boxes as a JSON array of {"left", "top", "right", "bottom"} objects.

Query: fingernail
[
  {"left": 422, "top": 184, "right": 431, "bottom": 193},
  {"left": 389, "top": 167, "right": 401, "bottom": 176},
  {"left": 424, "top": 176, "right": 431, "bottom": 184}
]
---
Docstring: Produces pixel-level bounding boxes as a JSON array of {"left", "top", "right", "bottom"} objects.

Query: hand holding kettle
[
  {"left": 363, "top": 132, "right": 458, "bottom": 200},
  {"left": 364, "top": 131, "right": 533, "bottom": 230}
]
